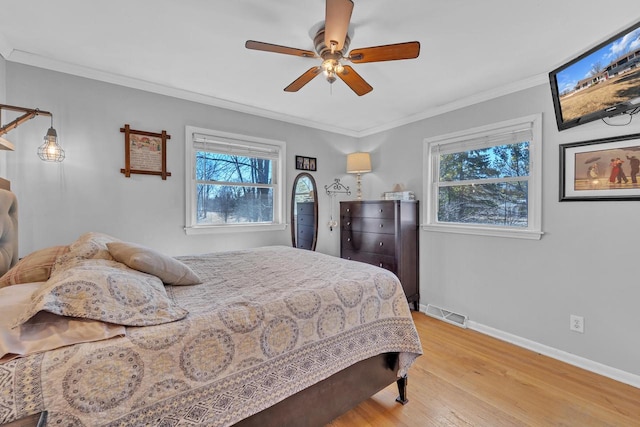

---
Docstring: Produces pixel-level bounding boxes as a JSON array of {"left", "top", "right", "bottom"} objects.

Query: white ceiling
[{"left": 1, "top": 1, "right": 640, "bottom": 137}]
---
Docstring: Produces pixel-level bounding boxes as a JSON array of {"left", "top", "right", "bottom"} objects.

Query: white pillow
[{"left": 107, "top": 241, "right": 201, "bottom": 285}]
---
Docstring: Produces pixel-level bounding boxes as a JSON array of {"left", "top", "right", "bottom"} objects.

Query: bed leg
[{"left": 395, "top": 375, "right": 409, "bottom": 405}]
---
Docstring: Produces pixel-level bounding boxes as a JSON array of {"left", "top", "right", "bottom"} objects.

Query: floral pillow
[
  {"left": 51, "top": 232, "right": 120, "bottom": 274},
  {"left": 11, "top": 259, "right": 188, "bottom": 328},
  {"left": 1, "top": 282, "right": 126, "bottom": 363},
  {"left": 0, "top": 245, "right": 69, "bottom": 288}
]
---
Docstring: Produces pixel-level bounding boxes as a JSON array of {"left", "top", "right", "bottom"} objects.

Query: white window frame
[
  {"left": 423, "top": 114, "right": 543, "bottom": 240},
  {"left": 184, "top": 126, "right": 286, "bottom": 235}
]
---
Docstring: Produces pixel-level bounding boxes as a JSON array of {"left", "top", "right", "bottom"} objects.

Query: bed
[{"left": 0, "top": 187, "right": 422, "bottom": 426}]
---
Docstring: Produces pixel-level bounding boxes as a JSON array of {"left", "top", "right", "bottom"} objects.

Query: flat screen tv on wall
[{"left": 549, "top": 20, "right": 640, "bottom": 131}]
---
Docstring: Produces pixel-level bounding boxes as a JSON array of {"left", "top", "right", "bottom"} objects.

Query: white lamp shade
[{"left": 346, "top": 152, "right": 372, "bottom": 173}]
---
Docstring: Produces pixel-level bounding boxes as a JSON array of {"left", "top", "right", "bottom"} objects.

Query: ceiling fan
[{"left": 245, "top": 0, "right": 420, "bottom": 96}]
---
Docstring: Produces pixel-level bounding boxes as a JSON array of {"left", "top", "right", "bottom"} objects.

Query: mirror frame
[{"left": 291, "top": 172, "right": 319, "bottom": 251}]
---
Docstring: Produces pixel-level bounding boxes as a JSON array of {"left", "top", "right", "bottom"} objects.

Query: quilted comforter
[{"left": 0, "top": 246, "right": 422, "bottom": 426}]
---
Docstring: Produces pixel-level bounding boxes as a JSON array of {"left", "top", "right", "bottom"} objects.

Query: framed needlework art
[{"left": 120, "top": 124, "right": 172, "bottom": 180}]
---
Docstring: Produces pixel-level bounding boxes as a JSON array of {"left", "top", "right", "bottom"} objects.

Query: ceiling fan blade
[
  {"left": 284, "top": 67, "right": 322, "bottom": 92},
  {"left": 245, "top": 40, "right": 316, "bottom": 58},
  {"left": 338, "top": 65, "right": 373, "bottom": 96},
  {"left": 349, "top": 41, "right": 420, "bottom": 63},
  {"left": 325, "top": 0, "right": 353, "bottom": 52}
]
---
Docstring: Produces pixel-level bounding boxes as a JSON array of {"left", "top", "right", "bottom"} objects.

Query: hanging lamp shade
[
  {"left": 0, "top": 104, "right": 65, "bottom": 162},
  {"left": 37, "top": 127, "right": 65, "bottom": 162}
]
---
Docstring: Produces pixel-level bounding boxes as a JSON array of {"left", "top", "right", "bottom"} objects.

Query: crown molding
[
  {"left": 357, "top": 73, "right": 549, "bottom": 137},
  {"left": 5, "top": 50, "right": 361, "bottom": 138},
  {"left": 0, "top": 32, "right": 13, "bottom": 59},
  {"left": 5, "top": 49, "right": 547, "bottom": 139}
]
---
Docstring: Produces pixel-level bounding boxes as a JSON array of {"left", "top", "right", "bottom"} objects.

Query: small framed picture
[
  {"left": 295, "top": 155, "right": 317, "bottom": 171},
  {"left": 120, "top": 124, "right": 172, "bottom": 180},
  {"left": 560, "top": 133, "right": 640, "bottom": 201}
]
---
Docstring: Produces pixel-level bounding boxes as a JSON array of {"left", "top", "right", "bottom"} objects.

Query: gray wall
[
  {"left": 4, "top": 62, "right": 640, "bottom": 383},
  {"left": 0, "top": 55, "right": 6, "bottom": 172},
  {"left": 4, "top": 63, "right": 356, "bottom": 257},
  {"left": 360, "top": 84, "right": 640, "bottom": 379},
  {"left": 0, "top": 55, "right": 5, "bottom": 101}
]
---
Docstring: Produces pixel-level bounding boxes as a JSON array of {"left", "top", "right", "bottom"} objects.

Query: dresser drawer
[
  {"left": 297, "top": 223, "right": 315, "bottom": 240},
  {"left": 341, "top": 217, "right": 395, "bottom": 234},
  {"left": 342, "top": 250, "right": 397, "bottom": 272},
  {"left": 342, "top": 232, "right": 396, "bottom": 256},
  {"left": 297, "top": 202, "right": 315, "bottom": 215},
  {"left": 296, "top": 237, "right": 314, "bottom": 250},
  {"left": 296, "top": 213, "right": 315, "bottom": 227},
  {"left": 341, "top": 202, "right": 395, "bottom": 219}
]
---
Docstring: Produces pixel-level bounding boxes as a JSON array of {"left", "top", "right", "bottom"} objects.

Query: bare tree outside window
[{"left": 196, "top": 152, "right": 274, "bottom": 225}]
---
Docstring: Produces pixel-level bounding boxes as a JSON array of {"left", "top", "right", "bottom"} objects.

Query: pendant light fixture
[
  {"left": 0, "top": 104, "right": 65, "bottom": 162},
  {"left": 37, "top": 115, "right": 65, "bottom": 162}
]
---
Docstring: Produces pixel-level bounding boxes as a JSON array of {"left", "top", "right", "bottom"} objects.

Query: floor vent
[{"left": 425, "top": 304, "right": 468, "bottom": 328}]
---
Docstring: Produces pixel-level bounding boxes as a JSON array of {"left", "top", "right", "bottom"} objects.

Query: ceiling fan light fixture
[
  {"left": 245, "top": 0, "right": 418, "bottom": 95},
  {"left": 322, "top": 59, "right": 343, "bottom": 83}
]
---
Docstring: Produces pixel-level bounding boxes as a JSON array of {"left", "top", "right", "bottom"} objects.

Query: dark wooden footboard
[{"left": 235, "top": 352, "right": 403, "bottom": 427}]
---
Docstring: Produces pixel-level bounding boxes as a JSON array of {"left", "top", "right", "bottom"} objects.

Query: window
[
  {"left": 185, "top": 126, "right": 286, "bottom": 234},
  {"left": 423, "top": 114, "right": 542, "bottom": 239}
]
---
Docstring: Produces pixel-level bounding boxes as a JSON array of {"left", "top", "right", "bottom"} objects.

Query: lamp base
[{"left": 355, "top": 173, "right": 363, "bottom": 200}]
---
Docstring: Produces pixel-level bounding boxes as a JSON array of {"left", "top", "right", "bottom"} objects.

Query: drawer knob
[
  {"left": 347, "top": 237, "right": 351, "bottom": 242},
  {"left": 379, "top": 242, "right": 383, "bottom": 247},
  {"left": 347, "top": 221, "right": 351, "bottom": 226},
  {"left": 379, "top": 224, "right": 384, "bottom": 228},
  {"left": 379, "top": 262, "right": 384, "bottom": 267},
  {"left": 347, "top": 256, "right": 352, "bottom": 260},
  {"left": 379, "top": 209, "right": 383, "bottom": 213},
  {"left": 346, "top": 208, "right": 350, "bottom": 212}
]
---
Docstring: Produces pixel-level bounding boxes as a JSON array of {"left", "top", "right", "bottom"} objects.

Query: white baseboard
[
  {"left": 416, "top": 304, "right": 640, "bottom": 389},
  {"left": 469, "top": 320, "right": 640, "bottom": 389}
]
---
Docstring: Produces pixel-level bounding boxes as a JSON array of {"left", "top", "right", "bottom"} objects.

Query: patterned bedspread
[{"left": 0, "top": 246, "right": 422, "bottom": 426}]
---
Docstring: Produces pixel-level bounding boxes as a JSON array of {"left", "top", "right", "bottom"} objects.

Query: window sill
[
  {"left": 184, "top": 223, "right": 287, "bottom": 235},
  {"left": 421, "top": 223, "right": 543, "bottom": 240}
]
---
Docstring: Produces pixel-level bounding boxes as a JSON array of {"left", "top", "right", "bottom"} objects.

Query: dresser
[
  {"left": 340, "top": 200, "right": 419, "bottom": 309},
  {"left": 296, "top": 201, "right": 316, "bottom": 250}
]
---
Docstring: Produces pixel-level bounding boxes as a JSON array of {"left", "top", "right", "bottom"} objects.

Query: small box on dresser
[{"left": 340, "top": 200, "right": 419, "bottom": 310}]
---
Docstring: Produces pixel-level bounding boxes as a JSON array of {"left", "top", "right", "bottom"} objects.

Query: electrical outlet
[{"left": 570, "top": 315, "right": 584, "bottom": 333}]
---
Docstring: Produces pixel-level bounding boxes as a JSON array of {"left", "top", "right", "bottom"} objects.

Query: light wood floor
[{"left": 329, "top": 312, "right": 640, "bottom": 426}]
